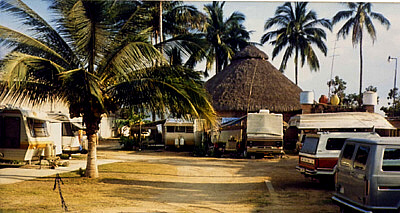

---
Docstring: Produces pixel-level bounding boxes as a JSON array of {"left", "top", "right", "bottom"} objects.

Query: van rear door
[
  {"left": 351, "top": 145, "right": 371, "bottom": 205},
  {"left": 337, "top": 143, "right": 356, "bottom": 199}
]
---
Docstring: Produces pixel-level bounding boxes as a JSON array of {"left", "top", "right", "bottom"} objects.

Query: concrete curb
[{"left": 0, "top": 159, "right": 122, "bottom": 185}]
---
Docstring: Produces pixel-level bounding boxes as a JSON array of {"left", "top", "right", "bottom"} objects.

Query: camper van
[
  {"left": 245, "top": 110, "right": 284, "bottom": 158},
  {"left": 0, "top": 107, "right": 59, "bottom": 162},
  {"left": 47, "top": 113, "right": 88, "bottom": 155}
]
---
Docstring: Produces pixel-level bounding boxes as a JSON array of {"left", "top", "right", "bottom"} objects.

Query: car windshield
[
  {"left": 300, "top": 136, "right": 319, "bottom": 154},
  {"left": 382, "top": 148, "right": 400, "bottom": 172}
]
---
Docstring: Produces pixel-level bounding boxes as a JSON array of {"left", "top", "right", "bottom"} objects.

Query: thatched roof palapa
[{"left": 205, "top": 45, "right": 302, "bottom": 115}]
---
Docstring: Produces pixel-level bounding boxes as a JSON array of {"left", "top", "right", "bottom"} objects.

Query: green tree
[
  {"left": 134, "top": 1, "right": 212, "bottom": 74},
  {"left": 0, "top": 0, "right": 215, "bottom": 178},
  {"left": 343, "top": 85, "right": 378, "bottom": 108},
  {"left": 261, "top": 2, "right": 331, "bottom": 85},
  {"left": 327, "top": 75, "right": 347, "bottom": 104},
  {"left": 381, "top": 88, "right": 400, "bottom": 117},
  {"left": 332, "top": 2, "right": 390, "bottom": 98},
  {"left": 203, "top": 1, "right": 250, "bottom": 76}
]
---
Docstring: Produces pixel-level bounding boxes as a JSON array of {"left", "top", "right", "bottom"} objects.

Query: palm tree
[
  {"left": 137, "top": 1, "right": 209, "bottom": 73},
  {"left": 0, "top": 0, "right": 215, "bottom": 178},
  {"left": 261, "top": 2, "right": 332, "bottom": 85},
  {"left": 203, "top": 1, "right": 250, "bottom": 76},
  {"left": 332, "top": 3, "right": 390, "bottom": 98}
]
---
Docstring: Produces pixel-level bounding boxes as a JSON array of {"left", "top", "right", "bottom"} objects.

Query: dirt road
[{"left": 97, "top": 146, "right": 339, "bottom": 212}]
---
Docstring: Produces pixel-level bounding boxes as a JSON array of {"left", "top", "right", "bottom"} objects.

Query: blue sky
[{"left": 1, "top": 1, "right": 399, "bottom": 115}]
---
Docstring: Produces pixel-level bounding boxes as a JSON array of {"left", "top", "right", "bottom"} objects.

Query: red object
[{"left": 319, "top": 95, "right": 328, "bottom": 104}]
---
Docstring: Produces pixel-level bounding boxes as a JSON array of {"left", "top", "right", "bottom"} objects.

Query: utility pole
[
  {"left": 328, "top": 39, "right": 339, "bottom": 97},
  {"left": 388, "top": 56, "right": 398, "bottom": 117}
]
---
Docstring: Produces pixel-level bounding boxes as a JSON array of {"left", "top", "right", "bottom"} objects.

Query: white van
[{"left": 296, "top": 132, "right": 380, "bottom": 180}]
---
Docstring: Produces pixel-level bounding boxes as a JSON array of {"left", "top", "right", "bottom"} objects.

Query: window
[
  {"left": 382, "top": 148, "right": 400, "bottom": 172},
  {"left": 340, "top": 143, "right": 355, "bottom": 167},
  {"left": 300, "top": 137, "right": 319, "bottom": 154},
  {"left": 27, "top": 118, "right": 49, "bottom": 137},
  {"left": 353, "top": 146, "right": 370, "bottom": 170},
  {"left": 186, "top": 126, "right": 194, "bottom": 133},
  {"left": 175, "top": 126, "right": 185, "bottom": 133},
  {"left": 326, "top": 138, "right": 347, "bottom": 150},
  {"left": 62, "top": 122, "right": 74, "bottom": 136},
  {"left": 166, "top": 126, "right": 174, "bottom": 132}
]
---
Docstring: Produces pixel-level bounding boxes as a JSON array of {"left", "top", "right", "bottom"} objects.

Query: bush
[{"left": 119, "top": 136, "right": 139, "bottom": 150}]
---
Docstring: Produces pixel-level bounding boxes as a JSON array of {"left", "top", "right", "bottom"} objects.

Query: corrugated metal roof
[{"left": 289, "top": 112, "right": 395, "bottom": 130}]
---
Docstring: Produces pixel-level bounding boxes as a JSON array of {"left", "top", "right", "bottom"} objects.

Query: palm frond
[
  {"left": 0, "top": 0, "right": 77, "bottom": 65},
  {"left": 99, "top": 41, "right": 164, "bottom": 84},
  {"left": 370, "top": 12, "right": 390, "bottom": 29},
  {"left": 0, "top": 25, "right": 69, "bottom": 65}
]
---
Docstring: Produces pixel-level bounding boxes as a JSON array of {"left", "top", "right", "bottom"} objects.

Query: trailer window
[
  {"left": 176, "top": 126, "right": 185, "bottom": 132},
  {"left": 300, "top": 137, "right": 319, "bottom": 154},
  {"left": 62, "top": 122, "right": 75, "bottom": 136},
  {"left": 382, "top": 148, "right": 400, "bottom": 172},
  {"left": 166, "top": 126, "right": 174, "bottom": 132},
  {"left": 28, "top": 118, "right": 49, "bottom": 137},
  {"left": 186, "top": 126, "right": 194, "bottom": 133},
  {"left": 326, "top": 138, "right": 347, "bottom": 150}
]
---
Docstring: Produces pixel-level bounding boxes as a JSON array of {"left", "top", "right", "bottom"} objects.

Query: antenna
[{"left": 328, "top": 39, "right": 340, "bottom": 97}]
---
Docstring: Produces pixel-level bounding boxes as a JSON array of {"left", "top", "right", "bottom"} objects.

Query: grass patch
[{"left": 0, "top": 161, "right": 177, "bottom": 212}]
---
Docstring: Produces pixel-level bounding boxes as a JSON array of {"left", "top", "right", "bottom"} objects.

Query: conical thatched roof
[{"left": 205, "top": 45, "right": 302, "bottom": 114}]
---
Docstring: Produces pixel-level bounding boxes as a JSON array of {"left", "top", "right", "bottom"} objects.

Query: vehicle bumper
[
  {"left": 247, "top": 147, "right": 284, "bottom": 154},
  {"left": 296, "top": 166, "right": 335, "bottom": 176},
  {"left": 332, "top": 195, "right": 399, "bottom": 213}
]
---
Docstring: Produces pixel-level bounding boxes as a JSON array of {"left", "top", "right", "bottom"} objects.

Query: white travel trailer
[
  {"left": 0, "top": 107, "right": 59, "bottom": 162},
  {"left": 163, "top": 119, "right": 204, "bottom": 149},
  {"left": 47, "top": 113, "right": 88, "bottom": 155}
]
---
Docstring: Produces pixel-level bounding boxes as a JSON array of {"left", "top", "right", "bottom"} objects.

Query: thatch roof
[{"left": 205, "top": 45, "right": 302, "bottom": 114}]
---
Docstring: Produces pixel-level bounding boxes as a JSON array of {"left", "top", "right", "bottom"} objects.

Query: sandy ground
[{"left": 95, "top": 142, "right": 339, "bottom": 213}]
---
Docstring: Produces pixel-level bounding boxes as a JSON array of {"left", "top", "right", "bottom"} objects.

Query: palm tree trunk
[
  {"left": 159, "top": 1, "right": 163, "bottom": 44},
  {"left": 215, "top": 49, "right": 220, "bottom": 74},
  {"left": 86, "top": 132, "right": 98, "bottom": 178},
  {"left": 84, "top": 113, "right": 101, "bottom": 178},
  {"left": 85, "top": 18, "right": 99, "bottom": 178},
  {"left": 359, "top": 33, "right": 363, "bottom": 105},
  {"left": 295, "top": 47, "right": 299, "bottom": 85}
]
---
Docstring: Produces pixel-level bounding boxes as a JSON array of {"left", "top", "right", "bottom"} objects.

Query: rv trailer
[
  {"left": 163, "top": 119, "right": 204, "bottom": 149},
  {"left": 0, "top": 107, "right": 59, "bottom": 162},
  {"left": 47, "top": 113, "right": 88, "bottom": 155}
]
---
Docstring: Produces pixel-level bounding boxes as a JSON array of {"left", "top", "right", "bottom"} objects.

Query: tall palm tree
[
  {"left": 138, "top": 1, "right": 208, "bottom": 71},
  {"left": 203, "top": 1, "right": 250, "bottom": 76},
  {"left": 332, "top": 2, "right": 390, "bottom": 98},
  {"left": 261, "top": 2, "right": 332, "bottom": 85},
  {"left": 0, "top": 0, "right": 215, "bottom": 178}
]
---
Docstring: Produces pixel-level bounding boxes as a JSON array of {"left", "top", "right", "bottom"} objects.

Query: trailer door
[{"left": 0, "top": 117, "right": 21, "bottom": 148}]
